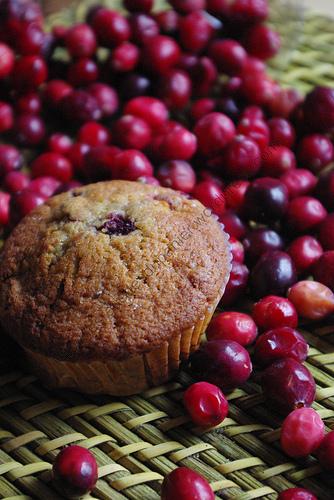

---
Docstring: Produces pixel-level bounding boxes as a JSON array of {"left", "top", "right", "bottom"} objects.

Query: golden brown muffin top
[{"left": 0, "top": 181, "right": 231, "bottom": 361}]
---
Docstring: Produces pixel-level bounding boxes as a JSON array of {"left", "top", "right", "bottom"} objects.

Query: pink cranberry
[
  {"left": 318, "top": 214, "right": 334, "bottom": 250},
  {"left": 158, "top": 127, "right": 197, "bottom": 161},
  {"left": 219, "top": 211, "right": 246, "bottom": 240},
  {"left": 78, "top": 122, "right": 110, "bottom": 147},
  {"left": 129, "top": 13, "right": 159, "bottom": 45},
  {"left": 243, "top": 228, "right": 283, "bottom": 264},
  {"left": 313, "top": 251, "right": 334, "bottom": 291},
  {"left": 178, "top": 11, "right": 214, "bottom": 53},
  {"left": 194, "top": 112, "right": 235, "bottom": 157},
  {"left": 288, "top": 280, "right": 334, "bottom": 320},
  {"left": 278, "top": 488, "right": 317, "bottom": 500},
  {"left": 113, "top": 115, "right": 151, "bottom": 150},
  {"left": 221, "top": 261, "right": 249, "bottom": 306},
  {"left": 161, "top": 467, "right": 214, "bottom": 500},
  {"left": 0, "top": 192, "right": 10, "bottom": 226},
  {"left": 192, "top": 180, "right": 225, "bottom": 216},
  {"left": 48, "top": 133, "right": 72, "bottom": 155},
  {"left": 88, "top": 83, "right": 118, "bottom": 118},
  {"left": 16, "top": 93, "right": 41, "bottom": 115},
  {"left": 91, "top": 8, "right": 130, "bottom": 47},
  {"left": 157, "top": 161, "right": 196, "bottom": 193},
  {"left": 67, "top": 58, "right": 98, "bottom": 87},
  {"left": 254, "top": 327, "right": 308, "bottom": 366},
  {"left": 252, "top": 295, "right": 298, "bottom": 331},
  {"left": 154, "top": 10, "right": 179, "bottom": 34},
  {"left": 11, "top": 190, "right": 45, "bottom": 220},
  {"left": 208, "top": 39, "right": 247, "bottom": 75},
  {"left": 141, "top": 35, "right": 180, "bottom": 74},
  {"left": 281, "top": 408, "right": 324, "bottom": 458},
  {"left": 244, "top": 24, "right": 281, "bottom": 60},
  {"left": 287, "top": 236, "right": 323, "bottom": 274},
  {"left": 230, "top": 0, "right": 269, "bottom": 24},
  {"left": 124, "top": 97, "right": 168, "bottom": 128},
  {"left": 268, "top": 118, "right": 295, "bottom": 148},
  {"left": 109, "top": 42, "right": 139, "bottom": 72},
  {"left": 123, "top": 0, "right": 153, "bottom": 12},
  {"left": 0, "top": 42, "right": 14, "bottom": 78},
  {"left": 317, "top": 431, "right": 334, "bottom": 472},
  {"left": 12, "top": 55, "right": 47, "bottom": 90},
  {"left": 243, "top": 177, "right": 288, "bottom": 222},
  {"left": 303, "top": 86, "right": 334, "bottom": 133},
  {"left": 222, "top": 136, "right": 261, "bottom": 178},
  {"left": 138, "top": 175, "right": 160, "bottom": 186},
  {"left": 31, "top": 153, "right": 73, "bottom": 183},
  {"left": 190, "top": 98, "right": 216, "bottom": 122},
  {"left": 114, "top": 150, "right": 153, "bottom": 180},
  {"left": 28, "top": 176, "right": 61, "bottom": 198},
  {"left": 280, "top": 169, "right": 317, "bottom": 199},
  {"left": 61, "top": 90, "right": 102, "bottom": 123},
  {"left": 183, "top": 382, "right": 228, "bottom": 427},
  {"left": 237, "top": 118, "right": 269, "bottom": 150},
  {"left": 0, "top": 102, "right": 13, "bottom": 133},
  {"left": 65, "top": 23, "right": 96, "bottom": 58},
  {"left": 66, "top": 143, "right": 90, "bottom": 176},
  {"left": 261, "top": 146, "right": 296, "bottom": 177},
  {"left": 3, "top": 171, "right": 29, "bottom": 193},
  {"left": 297, "top": 134, "right": 334, "bottom": 173},
  {"left": 229, "top": 236, "right": 244, "bottom": 263},
  {"left": 53, "top": 445, "right": 98, "bottom": 498},
  {"left": 261, "top": 358, "right": 316, "bottom": 414},
  {"left": 286, "top": 196, "right": 327, "bottom": 233},
  {"left": 158, "top": 69, "right": 192, "bottom": 110},
  {"left": 43, "top": 80, "right": 72, "bottom": 107},
  {"left": 83, "top": 146, "right": 120, "bottom": 181},
  {"left": 315, "top": 170, "right": 334, "bottom": 211},
  {"left": 14, "top": 114, "right": 45, "bottom": 146},
  {"left": 207, "top": 312, "right": 257, "bottom": 346},
  {"left": 0, "top": 145, "right": 23, "bottom": 176},
  {"left": 224, "top": 180, "right": 249, "bottom": 212},
  {"left": 250, "top": 250, "right": 297, "bottom": 298}
]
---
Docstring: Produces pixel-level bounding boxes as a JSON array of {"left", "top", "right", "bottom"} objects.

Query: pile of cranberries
[{"left": 1, "top": 0, "right": 334, "bottom": 498}]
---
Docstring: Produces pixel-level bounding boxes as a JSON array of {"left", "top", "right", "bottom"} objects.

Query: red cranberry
[
  {"left": 315, "top": 170, "right": 334, "bottom": 211},
  {"left": 199, "top": 170, "right": 224, "bottom": 188},
  {"left": 0, "top": 102, "right": 13, "bottom": 133},
  {"left": 278, "top": 488, "right": 317, "bottom": 500},
  {"left": 48, "top": 133, "right": 72, "bottom": 155},
  {"left": 222, "top": 135, "right": 261, "bottom": 178},
  {"left": 206, "top": 0, "right": 229, "bottom": 16},
  {"left": 241, "top": 105, "right": 264, "bottom": 121},
  {"left": 243, "top": 228, "right": 283, "bottom": 264},
  {"left": 121, "top": 73, "right": 151, "bottom": 98},
  {"left": 14, "top": 22, "right": 45, "bottom": 55},
  {"left": 261, "top": 146, "right": 296, "bottom": 177},
  {"left": 161, "top": 467, "right": 214, "bottom": 500},
  {"left": 123, "top": 0, "right": 153, "bottom": 13},
  {"left": 191, "top": 56, "right": 218, "bottom": 97},
  {"left": 14, "top": 114, "right": 45, "bottom": 146},
  {"left": 208, "top": 39, "right": 247, "bottom": 75},
  {"left": 280, "top": 169, "right": 317, "bottom": 199},
  {"left": 313, "top": 251, "right": 334, "bottom": 291},
  {"left": 230, "top": 0, "right": 269, "bottom": 24},
  {"left": 55, "top": 180, "right": 83, "bottom": 194},
  {"left": 268, "top": 87, "right": 302, "bottom": 119},
  {"left": 288, "top": 236, "right": 323, "bottom": 274},
  {"left": 297, "top": 134, "right": 334, "bottom": 173},
  {"left": 154, "top": 10, "right": 179, "bottom": 34},
  {"left": 252, "top": 295, "right": 298, "bottom": 331},
  {"left": 0, "top": 145, "right": 23, "bottom": 176},
  {"left": 190, "top": 98, "right": 216, "bottom": 121},
  {"left": 318, "top": 214, "right": 334, "bottom": 250},
  {"left": 178, "top": 11, "right": 214, "bottom": 53},
  {"left": 113, "top": 115, "right": 151, "bottom": 150},
  {"left": 31, "top": 153, "right": 73, "bottom": 183},
  {"left": 43, "top": 80, "right": 72, "bottom": 107},
  {"left": 158, "top": 127, "right": 197, "bottom": 161},
  {"left": 78, "top": 122, "right": 110, "bottom": 147},
  {"left": 221, "top": 261, "right": 249, "bottom": 306},
  {"left": 254, "top": 327, "right": 308, "bottom": 366},
  {"left": 3, "top": 171, "right": 29, "bottom": 193},
  {"left": 281, "top": 408, "right": 324, "bottom": 458},
  {"left": 317, "top": 431, "right": 334, "bottom": 472},
  {"left": 216, "top": 97, "right": 240, "bottom": 122},
  {"left": 219, "top": 211, "right": 246, "bottom": 240},
  {"left": 67, "top": 58, "right": 98, "bottom": 87},
  {"left": 129, "top": 13, "right": 159, "bottom": 45},
  {"left": 88, "top": 83, "right": 118, "bottom": 118},
  {"left": 241, "top": 55, "right": 266, "bottom": 75},
  {"left": 194, "top": 112, "right": 235, "bottom": 157},
  {"left": 61, "top": 90, "right": 102, "bottom": 123},
  {"left": 286, "top": 196, "right": 327, "bottom": 233},
  {"left": 169, "top": 0, "right": 204, "bottom": 13},
  {"left": 288, "top": 280, "right": 334, "bottom": 320},
  {"left": 65, "top": 23, "right": 96, "bottom": 58},
  {"left": 183, "top": 382, "right": 228, "bottom": 427},
  {"left": 124, "top": 97, "right": 168, "bottom": 128},
  {"left": 268, "top": 118, "right": 295, "bottom": 148},
  {"left": 244, "top": 24, "right": 281, "bottom": 60},
  {"left": 241, "top": 73, "right": 277, "bottom": 106},
  {"left": 114, "top": 150, "right": 153, "bottom": 180},
  {"left": 243, "top": 177, "right": 288, "bottom": 222},
  {"left": 66, "top": 143, "right": 90, "bottom": 176},
  {"left": 229, "top": 236, "right": 244, "bottom": 263},
  {"left": 237, "top": 118, "right": 269, "bottom": 150},
  {"left": 251, "top": 250, "right": 297, "bottom": 298},
  {"left": 220, "top": 76, "right": 242, "bottom": 97},
  {"left": 84, "top": 146, "right": 120, "bottom": 181},
  {"left": 92, "top": 8, "right": 130, "bottom": 47},
  {"left": 138, "top": 175, "right": 160, "bottom": 186},
  {"left": 53, "top": 445, "right": 98, "bottom": 498},
  {"left": 207, "top": 312, "right": 257, "bottom": 346},
  {"left": 158, "top": 69, "right": 192, "bottom": 110},
  {"left": 109, "top": 42, "right": 139, "bottom": 72},
  {"left": 303, "top": 86, "right": 334, "bottom": 133},
  {"left": 141, "top": 35, "right": 180, "bottom": 74},
  {"left": 157, "top": 161, "right": 196, "bottom": 193},
  {"left": 224, "top": 180, "right": 249, "bottom": 212},
  {"left": 16, "top": 92, "right": 41, "bottom": 115},
  {"left": 192, "top": 180, "right": 225, "bottom": 216},
  {"left": 12, "top": 55, "right": 47, "bottom": 90},
  {"left": 11, "top": 190, "right": 45, "bottom": 220},
  {"left": 0, "top": 192, "right": 10, "bottom": 226},
  {"left": 261, "top": 358, "right": 316, "bottom": 414},
  {"left": 0, "top": 42, "right": 14, "bottom": 78},
  {"left": 28, "top": 176, "right": 61, "bottom": 198}
]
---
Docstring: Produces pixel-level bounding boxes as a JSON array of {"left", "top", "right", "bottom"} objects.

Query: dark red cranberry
[
  {"left": 268, "top": 87, "right": 302, "bottom": 118},
  {"left": 88, "top": 83, "right": 118, "bottom": 118},
  {"left": 192, "top": 180, "right": 225, "bottom": 216},
  {"left": 11, "top": 190, "right": 45, "bottom": 220},
  {"left": 216, "top": 97, "right": 240, "bottom": 122},
  {"left": 55, "top": 180, "right": 83, "bottom": 194},
  {"left": 61, "top": 90, "right": 102, "bottom": 123},
  {"left": 0, "top": 192, "right": 10, "bottom": 226},
  {"left": 288, "top": 235, "right": 323, "bottom": 274},
  {"left": 158, "top": 127, "right": 197, "bottom": 161},
  {"left": 129, "top": 13, "right": 159, "bottom": 45},
  {"left": 250, "top": 250, "right": 297, "bottom": 298},
  {"left": 53, "top": 445, "right": 98, "bottom": 498},
  {"left": 261, "top": 146, "right": 296, "bottom": 177},
  {"left": 0, "top": 145, "right": 22, "bottom": 176},
  {"left": 206, "top": 0, "right": 229, "bottom": 16},
  {"left": 243, "top": 177, "right": 289, "bottom": 222},
  {"left": 207, "top": 312, "right": 257, "bottom": 346},
  {"left": 14, "top": 114, "right": 45, "bottom": 146},
  {"left": 28, "top": 176, "right": 61, "bottom": 198},
  {"left": 158, "top": 69, "right": 192, "bottom": 110},
  {"left": 48, "top": 133, "right": 72, "bottom": 155},
  {"left": 199, "top": 170, "right": 224, "bottom": 188},
  {"left": 230, "top": 0, "right": 269, "bottom": 25},
  {"left": 169, "top": 0, "right": 204, "bottom": 13},
  {"left": 241, "top": 73, "right": 278, "bottom": 106},
  {"left": 244, "top": 24, "right": 281, "bottom": 60},
  {"left": 254, "top": 327, "right": 308, "bottom": 366},
  {"left": 190, "top": 98, "right": 216, "bottom": 121},
  {"left": 78, "top": 122, "right": 110, "bottom": 147},
  {"left": 113, "top": 115, "right": 151, "bottom": 150},
  {"left": 281, "top": 408, "right": 324, "bottom": 458},
  {"left": 0, "top": 102, "right": 13, "bottom": 132},
  {"left": 220, "top": 76, "right": 242, "bottom": 97},
  {"left": 109, "top": 42, "right": 139, "bottom": 72},
  {"left": 121, "top": 73, "right": 151, "bottom": 98},
  {"left": 0, "top": 42, "right": 14, "bottom": 79},
  {"left": 318, "top": 214, "right": 334, "bottom": 250},
  {"left": 224, "top": 180, "right": 249, "bottom": 212},
  {"left": 191, "top": 339, "right": 252, "bottom": 391},
  {"left": 268, "top": 117, "right": 295, "bottom": 148},
  {"left": 222, "top": 135, "right": 261, "bottom": 178},
  {"left": 83, "top": 145, "right": 119, "bottom": 181},
  {"left": 124, "top": 97, "right": 168, "bottom": 128},
  {"left": 31, "top": 153, "right": 73, "bottom": 183},
  {"left": 208, "top": 39, "right": 247, "bottom": 75},
  {"left": 16, "top": 92, "right": 41, "bottom": 115},
  {"left": 66, "top": 143, "right": 90, "bottom": 176},
  {"left": 43, "top": 80, "right": 72, "bottom": 107},
  {"left": 161, "top": 467, "right": 214, "bottom": 500},
  {"left": 194, "top": 112, "right": 235, "bottom": 157},
  {"left": 237, "top": 118, "right": 269, "bottom": 150},
  {"left": 297, "top": 134, "right": 334, "bottom": 173},
  {"left": 65, "top": 23, "right": 96, "bottom": 58},
  {"left": 313, "top": 251, "right": 334, "bottom": 291},
  {"left": 317, "top": 431, "right": 334, "bottom": 472},
  {"left": 157, "top": 161, "right": 196, "bottom": 193},
  {"left": 243, "top": 228, "right": 283, "bottom": 264},
  {"left": 154, "top": 10, "right": 179, "bottom": 34},
  {"left": 315, "top": 170, "right": 334, "bottom": 211},
  {"left": 303, "top": 86, "right": 334, "bottom": 133},
  {"left": 278, "top": 489, "right": 317, "bottom": 500},
  {"left": 191, "top": 56, "right": 218, "bottom": 97},
  {"left": 286, "top": 196, "right": 327, "bottom": 233},
  {"left": 241, "top": 105, "right": 264, "bottom": 121},
  {"left": 178, "top": 11, "right": 214, "bottom": 53},
  {"left": 221, "top": 261, "right": 249, "bottom": 306},
  {"left": 113, "top": 150, "right": 153, "bottom": 180},
  {"left": 12, "top": 55, "right": 47, "bottom": 90},
  {"left": 99, "top": 213, "right": 136, "bottom": 236},
  {"left": 123, "top": 0, "right": 153, "bottom": 12},
  {"left": 67, "top": 58, "right": 98, "bottom": 87},
  {"left": 288, "top": 280, "right": 334, "bottom": 321},
  {"left": 183, "top": 381, "right": 228, "bottom": 427},
  {"left": 229, "top": 236, "right": 245, "bottom": 263},
  {"left": 3, "top": 171, "right": 29, "bottom": 193},
  {"left": 280, "top": 169, "right": 317, "bottom": 199},
  {"left": 92, "top": 8, "right": 130, "bottom": 47},
  {"left": 261, "top": 358, "right": 316, "bottom": 415},
  {"left": 252, "top": 295, "right": 298, "bottom": 331},
  {"left": 15, "top": 22, "right": 45, "bottom": 55},
  {"left": 141, "top": 35, "right": 180, "bottom": 74},
  {"left": 219, "top": 211, "right": 246, "bottom": 240}
]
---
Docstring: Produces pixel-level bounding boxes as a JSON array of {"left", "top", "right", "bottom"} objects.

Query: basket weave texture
[{"left": 1, "top": 1, "right": 334, "bottom": 499}]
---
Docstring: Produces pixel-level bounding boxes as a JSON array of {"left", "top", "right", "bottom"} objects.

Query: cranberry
[
  {"left": 158, "top": 127, "right": 197, "bottom": 161},
  {"left": 243, "top": 177, "right": 288, "bottom": 222},
  {"left": 208, "top": 39, "right": 247, "bottom": 75},
  {"left": 65, "top": 23, "right": 96, "bottom": 58},
  {"left": 67, "top": 58, "right": 98, "bottom": 87},
  {"left": 157, "top": 161, "right": 196, "bottom": 193},
  {"left": 217, "top": 97, "right": 240, "bottom": 122},
  {"left": 219, "top": 211, "right": 246, "bottom": 240},
  {"left": 318, "top": 214, "right": 334, "bottom": 250},
  {"left": 154, "top": 10, "right": 179, "bottom": 34},
  {"left": 114, "top": 150, "right": 153, "bottom": 180},
  {"left": 158, "top": 69, "right": 192, "bottom": 110},
  {"left": 281, "top": 408, "right": 324, "bottom": 458},
  {"left": 16, "top": 92, "right": 41, "bottom": 115},
  {"left": 280, "top": 169, "right": 317, "bottom": 199},
  {"left": 317, "top": 431, "right": 334, "bottom": 472},
  {"left": 55, "top": 180, "right": 83, "bottom": 194},
  {"left": 237, "top": 118, "right": 269, "bottom": 150},
  {"left": 92, "top": 8, "right": 130, "bottom": 47},
  {"left": 230, "top": 0, "right": 269, "bottom": 25},
  {"left": 241, "top": 106, "right": 264, "bottom": 121},
  {"left": 268, "top": 118, "right": 295, "bottom": 148},
  {"left": 261, "top": 358, "right": 316, "bottom": 414},
  {"left": 261, "top": 146, "right": 296, "bottom": 177},
  {"left": 252, "top": 295, "right": 298, "bottom": 331},
  {"left": 254, "top": 327, "right": 308, "bottom": 366},
  {"left": 99, "top": 213, "right": 136, "bottom": 236},
  {"left": 31, "top": 153, "right": 72, "bottom": 183},
  {"left": 286, "top": 196, "right": 327, "bottom": 233},
  {"left": 121, "top": 73, "right": 151, "bottom": 98},
  {"left": 244, "top": 24, "right": 281, "bottom": 60},
  {"left": 191, "top": 339, "right": 252, "bottom": 391},
  {"left": 53, "top": 445, "right": 98, "bottom": 498},
  {"left": 161, "top": 467, "right": 214, "bottom": 500},
  {"left": 178, "top": 11, "right": 214, "bottom": 53},
  {"left": 192, "top": 180, "right": 225, "bottom": 216},
  {"left": 241, "top": 73, "right": 277, "bottom": 106},
  {"left": 48, "top": 133, "right": 72, "bottom": 155},
  {"left": 28, "top": 177, "right": 61, "bottom": 198},
  {"left": 250, "top": 250, "right": 297, "bottom": 298},
  {"left": 222, "top": 136, "right": 261, "bottom": 179},
  {"left": 124, "top": 97, "right": 168, "bottom": 128},
  {"left": 313, "top": 251, "right": 334, "bottom": 291},
  {"left": 297, "top": 134, "right": 334, "bottom": 173},
  {"left": 221, "top": 261, "right": 249, "bottom": 306},
  {"left": 67, "top": 143, "right": 90, "bottom": 176},
  {"left": 78, "top": 122, "right": 110, "bottom": 147},
  {"left": 268, "top": 87, "right": 302, "bottom": 119},
  {"left": 43, "top": 80, "right": 72, "bottom": 107},
  {"left": 206, "top": 0, "right": 229, "bottom": 16},
  {"left": 84, "top": 146, "right": 120, "bottom": 181},
  {"left": 123, "top": 0, "right": 153, "bottom": 13},
  {"left": 109, "top": 42, "right": 139, "bottom": 72},
  {"left": 14, "top": 114, "right": 45, "bottom": 146},
  {"left": 138, "top": 175, "right": 160, "bottom": 186},
  {"left": 191, "top": 56, "right": 218, "bottom": 97},
  {"left": 224, "top": 180, "right": 249, "bottom": 212},
  {"left": 88, "top": 83, "right": 118, "bottom": 118},
  {"left": 303, "top": 86, "right": 334, "bottom": 133},
  {"left": 12, "top": 55, "right": 47, "bottom": 90},
  {"left": 141, "top": 35, "right": 180, "bottom": 74},
  {"left": 278, "top": 488, "right": 318, "bottom": 500},
  {"left": 194, "top": 112, "right": 235, "bottom": 157},
  {"left": 0, "top": 192, "right": 10, "bottom": 226},
  {"left": 243, "top": 228, "right": 284, "bottom": 264},
  {"left": 288, "top": 280, "right": 334, "bottom": 320},
  {"left": 61, "top": 90, "right": 102, "bottom": 123},
  {"left": 3, "top": 171, "right": 29, "bottom": 193},
  {"left": 183, "top": 382, "right": 228, "bottom": 427},
  {"left": 207, "top": 312, "right": 257, "bottom": 346},
  {"left": 0, "top": 42, "right": 14, "bottom": 78},
  {"left": 169, "top": 0, "right": 204, "bottom": 13},
  {"left": 129, "top": 13, "right": 159, "bottom": 45},
  {"left": 0, "top": 102, "right": 13, "bottom": 133},
  {"left": 0, "top": 145, "right": 23, "bottom": 177},
  {"left": 229, "top": 236, "right": 245, "bottom": 263},
  {"left": 190, "top": 98, "right": 216, "bottom": 122},
  {"left": 199, "top": 170, "right": 224, "bottom": 187},
  {"left": 287, "top": 236, "right": 323, "bottom": 274},
  {"left": 220, "top": 76, "right": 242, "bottom": 97},
  {"left": 113, "top": 115, "right": 151, "bottom": 150},
  {"left": 14, "top": 22, "right": 45, "bottom": 55},
  {"left": 315, "top": 170, "right": 334, "bottom": 211},
  {"left": 11, "top": 190, "right": 45, "bottom": 220}
]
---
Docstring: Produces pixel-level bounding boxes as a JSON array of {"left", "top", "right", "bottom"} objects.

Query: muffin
[{"left": 0, "top": 180, "right": 231, "bottom": 395}]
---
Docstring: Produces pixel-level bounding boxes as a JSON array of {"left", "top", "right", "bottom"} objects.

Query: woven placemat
[{"left": 0, "top": 1, "right": 334, "bottom": 499}]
